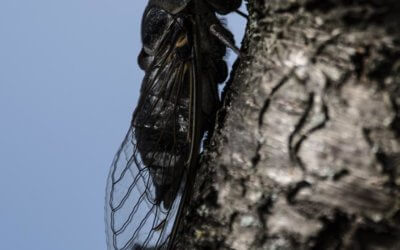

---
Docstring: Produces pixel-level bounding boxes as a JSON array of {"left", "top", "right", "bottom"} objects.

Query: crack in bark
[
  {"left": 390, "top": 93, "right": 400, "bottom": 138},
  {"left": 288, "top": 92, "right": 315, "bottom": 170},
  {"left": 362, "top": 128, "right": 400, "bottom": 189},
  {"left": 251, "top": 142, "right": 262, "bottom": 167},
  {"left": 287, "top": 181, "right": 312, "bottom": 204},
  {"left": 291, "top": 93, "right": 330, "bottom": 172},
  {"left": 311, "top": 210, "right": 351, "bottom": 250},
  {"left": 258, "top": 71, "right": 293, "bottom": 127}
]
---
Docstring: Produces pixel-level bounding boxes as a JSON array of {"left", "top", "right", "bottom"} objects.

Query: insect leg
[
  {"left": 235, "top": 9, "right": 248, "bottom": 19},
  {"left": 209, "top": 24, "right": 241, "bottom": 56}
]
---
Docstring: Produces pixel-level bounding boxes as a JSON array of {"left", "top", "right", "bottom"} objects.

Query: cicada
[{"left": 105, "top": 0, "right": 243, "bottom": 249}]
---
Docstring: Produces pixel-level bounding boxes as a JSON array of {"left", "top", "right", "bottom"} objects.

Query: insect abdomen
[{"left": 134, "top": 91, "right": 191, "bottom": 208}]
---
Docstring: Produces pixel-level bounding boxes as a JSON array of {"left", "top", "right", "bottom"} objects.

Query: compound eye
[
  {"left": 137, "top": 49, "right": 154, "bottom": 71},
  {"left": 141, "top": 7, "right": 174, "bottom": 55},
  {"left": 149, "top": 0, "right": 191, "bottom": 14}
]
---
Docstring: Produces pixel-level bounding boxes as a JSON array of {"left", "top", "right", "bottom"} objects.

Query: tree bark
[{"left": 178, "top": 0, "right": 400, "bottom": 249}]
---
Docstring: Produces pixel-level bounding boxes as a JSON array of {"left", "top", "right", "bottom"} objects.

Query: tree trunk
[{"left": 178, "top": 0, "right": 400, "bottom": 249}]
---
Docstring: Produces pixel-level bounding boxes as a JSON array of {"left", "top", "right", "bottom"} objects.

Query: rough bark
[{"left": 178, "top": 0, "right": 400, "bottom": 249}]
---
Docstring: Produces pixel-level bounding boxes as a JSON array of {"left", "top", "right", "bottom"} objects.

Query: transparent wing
[
  {"left": 105, "top": 127, "right": 186, "bottom": 250},
  {"left": 105, "top": 18, "right": 196, "bottom": 250}
]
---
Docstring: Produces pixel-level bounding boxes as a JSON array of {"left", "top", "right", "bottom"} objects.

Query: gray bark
[{"left": 178, "top": 0, "right": 400, "bottom": 249}]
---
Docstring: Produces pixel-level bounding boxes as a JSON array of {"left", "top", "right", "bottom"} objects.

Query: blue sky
[{"left": 0, "top": 1, "right": 246, "bottom": 249}]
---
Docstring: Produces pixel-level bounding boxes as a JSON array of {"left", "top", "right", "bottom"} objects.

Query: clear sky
[{"left": 0, "top": 1, "right": 246, "bottom": 249}]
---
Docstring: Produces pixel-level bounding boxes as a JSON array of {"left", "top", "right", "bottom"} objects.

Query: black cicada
[{"left": 105, "top": 0, "right": 242, "bottom": 249}]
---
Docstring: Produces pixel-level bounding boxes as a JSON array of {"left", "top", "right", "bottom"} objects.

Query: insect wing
[
  {"left": 105, "top": 128, "right": 185, "bottom": 250},
  {"left": 105, "top": 20, "right": 196, "bottom": 250}
]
